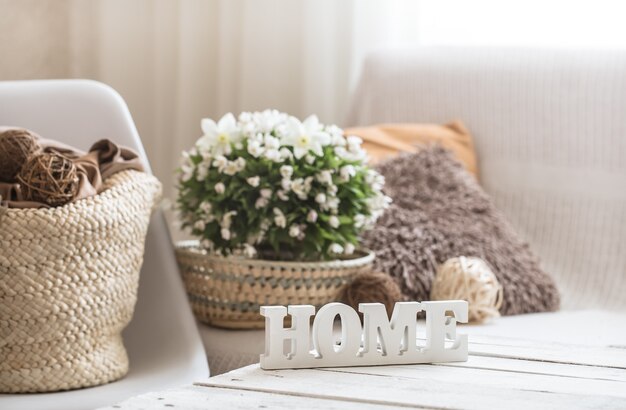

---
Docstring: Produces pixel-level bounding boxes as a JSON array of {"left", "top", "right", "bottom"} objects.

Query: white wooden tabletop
[{"left": 102, "top": 335, "right": 626, "bottom": 409}]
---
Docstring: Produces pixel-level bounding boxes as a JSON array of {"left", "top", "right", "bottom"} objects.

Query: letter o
[{"left": 312, "top": 302, "right": 362, "bottom": 359}]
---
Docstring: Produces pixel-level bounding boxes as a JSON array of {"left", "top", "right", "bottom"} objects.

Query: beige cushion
[{"left": 345, "top": 121, "right": 478, "bottom": 178}]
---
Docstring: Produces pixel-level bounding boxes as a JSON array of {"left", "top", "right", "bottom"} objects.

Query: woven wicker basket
[
  {"left": 175, "top": 240, "right": 375, "bottom": 329},
  {"left": 0, "top": 170, "right": 161, "bottom": 393}
]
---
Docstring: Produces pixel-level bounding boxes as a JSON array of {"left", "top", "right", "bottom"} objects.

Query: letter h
[{"left": 260, "top": 305, "right": 315, "bottom": 367}]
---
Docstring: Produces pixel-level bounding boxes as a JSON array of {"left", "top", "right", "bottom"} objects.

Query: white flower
[
  {"left": 339, "top": 165, "right": 356, "bottom": 182},
  {"left": 304, "top": 176, "right": 314, "bottom": 190},
  {"left": 347, "top": 135, "right": 363, "bottom": 150},
  {"left": 221, "top": 210, "right": 237, "bottom": 228},
  {"left": 316, "top": 170, "right": 333, "bottom": 185},
  {"left": 367, "top": 193, "right": 392, "bottom": 213},
  {"left": 247, "top": 139, "right": 264, "bottom": 158},
  {"left": 196, "top": 166, "right": 208, "bottom": 181},
  {"left": 221, "top": 228, "right": 231, "bottom": 240},
  {"left": 273, "top": 208, "right": 286, "bottom": 228},
  {"left": 280, "top": 165, "right": 294, "bottom": 179},
  {"left": 214, "top": 182, "right": 225, "bottom": 194},
  {"left": 354, "top": 214, "right": 366, "bottom": 228},
  {"left": 199, "top": 150, "right": 211, "bottom": 162},
  {"left": 329, "top": 215, "right": 340, "bottom": 228},
  {"left": 327, "top": 125, "right": 346, "bottom": 146},
  {"left": 260, "top": 188, "right": 272, "bottom": 199},
  {"left": 247, "top": 176, "right": 260, "bottom": 187},
  {"left": 280, "top": 178, "right": 292, "bottom": 191},
  {"left": 291, "top": 178, "right": 308, "bottom": 200},
  {"left": 289, "top": 225, "right": 301, "bottom": 238},
  {"left": 329, "top": 243, "right": 344, "bottom": 254},
  {"left": 277, "top": 190, "right": 289, "bottom": 201},
  {"left": 212, "top": 155, "right": 228, "bottom": 172},
  {"left": 239, "top": 111, "right": 252, "bottom": 123},
  {"left": 307, "top": 210, "right": 318, "bottom": 223},
  {"left": 250, "top": 132, "right": 264, "bottom": 143},
  {"left": 255, "top": 197, "right": 269, "bottom": 209},
  {"left": 344, "top": 243, "right": 355, "bottom": 255},
  {"left": 282, "top": 115, "right": 331, "bottom": 159},
  {"left": 194, "top": 220, "right": 206, "bottom": 231},
  {"left": 200, "top": 201, "right": 212, "bottom": 214},
  {"left": 180, "top": 164, "right": 194, "bottom": 182},
  {"left": 198, "top": 113, "right": 241, "bottom": 156},
  {"left": 235, "top": 157, "right": 246, "bottom": 171},
  {"left": 334, "top": 145, "right": 365, "bottom": 162},
  {"left": 243, "top": 110, "right": 287, "bottom": 134},
  {"left": 260, "top": 219, "right": 271, "bottom": 231},
  {"left": 327, "top": 196, "right": 340, "bottom": 211},
  {"left": 315, "top": 193, "right": 326, "bottom": 204},
  {"left": 305, "top": 154, "right": 316, "bottom": 164},
  {"left": 365, "top": 170, "right": 385, "bottom": 191},
  {"left": 327, "top": 184, "right": 338, "bottom": 196},
  {"left": 334, "top": 146, "right": 348, "bottom": 159},
  {"left": 279, "top": 147, "right": 293, "bottom": 160},
  {"left": 223, "top": 161, "right": 239, "bottom": 175},
  {"left": 264, "top": 148, "right": 281, "bottom": 162},
  {"left": 243, "top": 243, "right": 257, "bottom": 258},
  {"left": 264, "top": 134, "right": 280, "bottom": 150}
]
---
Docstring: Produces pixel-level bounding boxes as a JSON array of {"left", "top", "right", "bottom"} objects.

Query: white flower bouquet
[{"left": 176, "top": 110, "right": 390, "bottom": 261}]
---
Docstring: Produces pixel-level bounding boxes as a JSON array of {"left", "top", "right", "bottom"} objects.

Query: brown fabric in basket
[{"left": 0, "top": 127, "right": 144, "bottom": 208}]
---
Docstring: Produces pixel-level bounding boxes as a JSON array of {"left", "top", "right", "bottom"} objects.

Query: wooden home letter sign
[{"left": 260, "top": 301, "right": 468, "bottom": 370}]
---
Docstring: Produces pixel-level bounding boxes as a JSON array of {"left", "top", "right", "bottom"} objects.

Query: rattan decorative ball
[
  {"left": 17, "top": 153, "right": 79, "bottom": 207},
  {"left": 338, "top": 271, "right": 404, "bottom": 318},
  {"left": 431, "top": 256, "right": 503, "bottom": 324},
  {"left": 0, "top": 129, "right": 40, "bottom": 182}
]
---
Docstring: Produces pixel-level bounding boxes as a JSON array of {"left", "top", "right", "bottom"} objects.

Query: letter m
[{"left": 359, "top": 302, "right": 422, "bottom": 357}]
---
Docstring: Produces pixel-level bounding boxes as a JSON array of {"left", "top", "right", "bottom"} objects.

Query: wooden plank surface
[
  {"left": 103, "top": 337, "right": 626, "bottom": 410},
  {"left": 199, "top": 364, "right": 626, "bottom": 410},
  {"left": 99, "top": 385, "right": 402, "bottom": 410},
  {"left": 464, "top": 335, "right": 626, "bottom": 368},
  {"left": 435, "top": 355, "right": 626, "bottom": 383}
]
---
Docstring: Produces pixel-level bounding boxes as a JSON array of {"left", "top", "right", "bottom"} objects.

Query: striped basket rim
[{"left": 175, "top": 240, "right": 375, "bottom": 269}]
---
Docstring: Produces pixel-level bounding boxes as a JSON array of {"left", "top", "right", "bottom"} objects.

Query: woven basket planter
[
  {"left": 0, "top": 170, "right": 161, "bottom": 393},
  {"left": 175, "top": 240, "right": 375, "bottom": 329}
]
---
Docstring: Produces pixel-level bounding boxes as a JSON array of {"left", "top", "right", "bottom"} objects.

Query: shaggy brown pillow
[{"left": 362, "top": 146, "right": 560, "bottom": 315}]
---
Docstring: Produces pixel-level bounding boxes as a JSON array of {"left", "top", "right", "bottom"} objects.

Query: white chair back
[{"left": 0, "top": 80, "right": 208, "bottom": 410}]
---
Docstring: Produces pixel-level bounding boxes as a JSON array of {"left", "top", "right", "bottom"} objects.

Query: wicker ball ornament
[
  {"left": 431, "top": 256, "right": 503, "bottom": 323},
  {"left": 338, "top": 271, "right": 405, "bottom": 319},
  {"left": 0, "top": 129, "right": 40, "bottom": 182},
  {"left": 17, "top": 153, "right": 80, "bottom": 206}
]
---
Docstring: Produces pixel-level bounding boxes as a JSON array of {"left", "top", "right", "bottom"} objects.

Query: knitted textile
[{"left": 363, "top": 147, "right": 560, "bottom": 315}]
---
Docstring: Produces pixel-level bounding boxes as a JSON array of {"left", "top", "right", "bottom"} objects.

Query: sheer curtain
[
  {"left": 0, "top": 0, "right": 419, "bottom": 200},
  {"left": 4, "top": 0, "right": 626, "bottom": 212},
  {"left": 418, "top": 0, "right": 626, "bottom": 48}
]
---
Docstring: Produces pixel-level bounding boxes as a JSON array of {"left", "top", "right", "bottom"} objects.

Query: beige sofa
[{"left": 200, "top": 47, "right": 626, "bottom": 375}]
